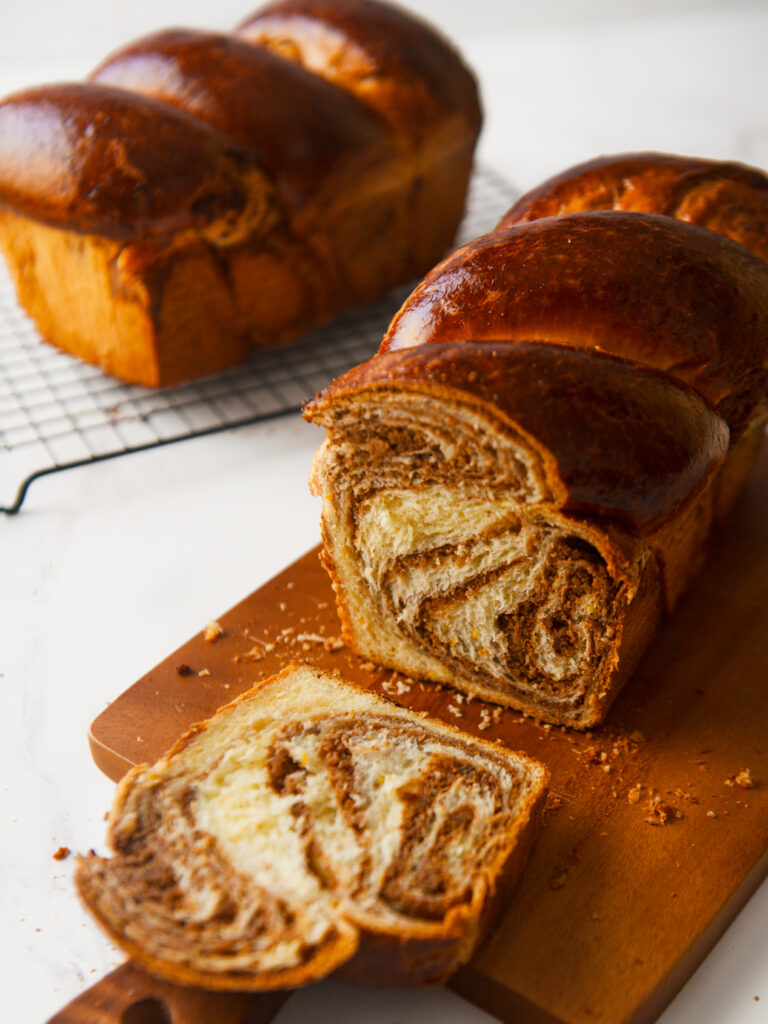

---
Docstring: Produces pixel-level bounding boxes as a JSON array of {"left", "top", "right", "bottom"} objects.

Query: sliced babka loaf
[{"left": 76, "top": 663, "right": 548, "bottom": 989}]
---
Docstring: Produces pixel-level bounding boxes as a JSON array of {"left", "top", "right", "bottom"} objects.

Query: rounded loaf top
[
  {"left": 499, "top": 151, "right": 768, "bottom": 264},
  {"left": 237, "top": 0, "right": 482, "bottom": 143},
  {"left": 0, "top": 82, "right": 272, "bottom": 241},
  {"left": 381, "top": 210, "right": 768, "bottom": 435},
  {"left": 90, "top": 27, "right": 394, "bottom": 215}
]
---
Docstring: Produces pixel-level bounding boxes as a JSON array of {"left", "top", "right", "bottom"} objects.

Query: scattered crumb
[
  {"left": 629, "top": 730, "right": 645, "bottom": 744},
  {"left": 359, "top": 660, "right": 377, "bottom": 673},
  {"left": 295, "top": 632, "right": 327, "bottom": 645},
  {"left": 203, "top": 621, "right": 224, "bottom": 643},
  {"left": 381, "top": 677, "right": 413, "bottom": 697},
  {"left": 447, "top": 703, "right": 463, "bottom": 718},
  {"left": 707, "top": 810, "right": 718, "bottom": 818},
  {"left": 645, "top": 795, "right": 682, "bottom": 826},
  {"left": 544, "top": 793, "right": 564, "bottom": 813},
  {"left": 175, "top": 663, "right": 193, "bottom": 676},
  {"left": 198, "top": 668, "right": 211, "bottom": 678},
  {"left": 725, "top": 768, "right": 755, "bottom": 789},
  {"left": 324, "top": 637, "right": 345, "bottom": 653},
  {"left": 278, "top": 602, "right": 287, "bottom": 612},
  {"left": 246, "top": 645, "right": 266, "bottom": 661},
  {"left": 52, "top": 847, "right": 70, "bottom": 861},
  {"left": 674, "top": 788, "right": 699, "bottom": 805},
  {"left": 628, "top": 784, "right": 643, "bottom": 805}
]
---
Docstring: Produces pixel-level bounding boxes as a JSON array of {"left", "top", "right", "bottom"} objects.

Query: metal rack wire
[{"left": 0, "top": 166, "right": 516, "bottom": 513}]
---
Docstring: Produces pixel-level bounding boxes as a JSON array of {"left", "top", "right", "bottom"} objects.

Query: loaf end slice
[{"left": 76, "top": 662, "right": 548, "bottom": 989}]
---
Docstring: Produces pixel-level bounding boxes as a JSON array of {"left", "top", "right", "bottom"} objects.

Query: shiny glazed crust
[
  {"left": 305, "top": 156, "right": 768, "bottom": 728},
  {"left": 0, "top": 1, "right": 481, "bottom": 387},
  {"left": 500, "top": 151, "right": 768, "bottom": 263},
  {"left": 76, "top": 663, "right": 548, "bottom": 989}
]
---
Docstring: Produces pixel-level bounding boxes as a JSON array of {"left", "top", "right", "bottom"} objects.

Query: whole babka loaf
[
  {"left": 0, "top": 0, "right": 481, "bottom": 387},
  {"left": 304, "top": 154, "right": 768, "bottom": 729},
  {"left": 76, "top": 663, "right": 548, "bottom": 989}
]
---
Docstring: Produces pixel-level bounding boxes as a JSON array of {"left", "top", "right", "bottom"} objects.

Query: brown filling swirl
[{"left": 265, "top": 714, "right": 525, "bottom": 920}]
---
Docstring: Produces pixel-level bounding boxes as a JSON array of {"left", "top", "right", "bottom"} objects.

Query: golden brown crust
[
  {"left": 0, "top": 82, "right": 274, "bottom": 241},
  {"left": 76, "top": 664, "right": 548, "bottom": 989},
  {"left": 305, "top": 160, "right": 768, "bottom": 728},
  {"left": 237, "top": 0, "right": 482, "bottom": 144},
  {"left": 381, "top": 211, "right": 768, "bottom": 436},
  {"left": 90, "top": 28, "right": 394, "bottom": 219},
  {"left": 499, "top": 151, "right": 768, "bottom": 263},
  {"left": 308, "top": 341, "right": 729, "bottom": 534},
  {"left": 0, "top": 1, "right": 481, "bottom": 386}
]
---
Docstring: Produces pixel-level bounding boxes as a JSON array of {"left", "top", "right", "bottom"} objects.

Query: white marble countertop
[{"left": 2, "top": 3, "right": 767, "bottom": 1022}]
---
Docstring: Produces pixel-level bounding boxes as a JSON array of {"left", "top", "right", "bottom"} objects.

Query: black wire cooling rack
[{"left": 0, "top": 166, "right": 516, "bottom": 513}]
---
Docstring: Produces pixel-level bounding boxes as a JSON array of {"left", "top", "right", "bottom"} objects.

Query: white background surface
[{"left": 1, "top": 1, "right": 767, "bottom": 1022}]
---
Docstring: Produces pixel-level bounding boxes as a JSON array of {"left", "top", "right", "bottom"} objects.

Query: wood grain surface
[{"left": 82, "top": 443, "right": 768, "bottom": 1024}]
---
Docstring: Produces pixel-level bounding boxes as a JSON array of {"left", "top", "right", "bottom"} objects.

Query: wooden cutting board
[{"left": 82, "top": 445, "right": 768, "bottom": 1024}]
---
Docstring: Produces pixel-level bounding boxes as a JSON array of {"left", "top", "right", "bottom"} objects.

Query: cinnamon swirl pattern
[
  {"left": 307, "top": 334, "right": 734, "bottom": 727},
  {"left": 76, "top": 664, "right": 548, "bottom": 989},
  {"left": 305, "top": 166, "right": 768, "bottom": 728}
]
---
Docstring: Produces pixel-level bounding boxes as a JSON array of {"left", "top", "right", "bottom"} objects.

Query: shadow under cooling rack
[{"left": 0, "top": 166, "right": 515, "bottom": 513}]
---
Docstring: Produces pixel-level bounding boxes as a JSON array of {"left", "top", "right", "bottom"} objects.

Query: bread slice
[{"left": 76, "top": 663, "right": 548, "bottom": 989}]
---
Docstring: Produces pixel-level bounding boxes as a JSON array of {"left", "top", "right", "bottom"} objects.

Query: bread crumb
[
  {"left": 674, "top": 788, "right": 699, "bottom": 805},
  {"left": 324, "top": 637, "right": 345, "bottom": 653},
  {"left": 645, "top": 795, "right": 681, "bottom": 825},
  {"left": 725, "top": 768, "right": 755, "bottom": 789},
  {"left": 629, "top": 730, "right": 645, "bottom": 744},
  {"left": 707, "top": 810, "right": 717, "bottom": 818},
  {"left": 198, "top": 668, "right": 211, "bottom": 678},
  {"left": 242, "top": 644, "right": 266, "bottom": 662},
  {"left": 295, "top": 632, "right": 327, "bottom": 645},
  {"left": 52, "top": 846, "right": 70, "bottom": 861},
  {"left": 627, "top": 785, "right": 643, "bottom": 805},
  {"left": 381, "top": 677, "right": 413, "bottom": 697},
  {"left": 544, "top": 793, "right": 563, "bottom": 813},
  {"left": 447, "top": 704, "right": 463, "bottom": 718},
  {"left": 203, "top": 621, "right": 224, "bottom": 643}
]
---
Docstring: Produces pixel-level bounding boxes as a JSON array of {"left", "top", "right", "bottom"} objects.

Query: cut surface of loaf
[
  {"left": 305, "top": 166, "right": 768, "bottom": 728},
  {"left": 76, "top": 663, "right": 548, "bottom": 989},
  {"left": 0, "top": 0, "right": 481, "bottom": 387}
]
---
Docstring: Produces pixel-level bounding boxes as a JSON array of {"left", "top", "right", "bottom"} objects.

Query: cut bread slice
[{"left": 76, "top": 663, "right": 548, "bottom": 989}]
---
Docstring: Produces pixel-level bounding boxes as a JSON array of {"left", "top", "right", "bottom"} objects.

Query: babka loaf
[
  {"left": 0, "top": 1, "right": 481, "bottom": 387},
  {"left": 305, "top": 168, "right": 768, "bottom": 728},
  {"left": 76, "top": 663, "right": 548, "bottom": 989}
]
